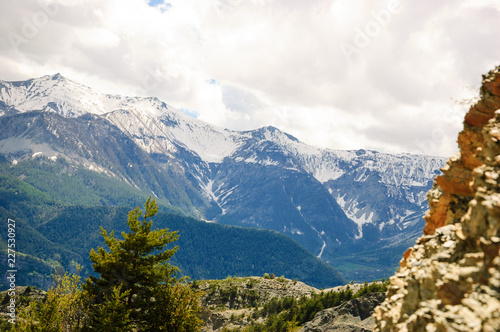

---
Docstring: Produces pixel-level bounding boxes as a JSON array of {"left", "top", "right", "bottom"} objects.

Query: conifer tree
[{"left": 83, "top": 197, "right": 202, "bottom": 331}]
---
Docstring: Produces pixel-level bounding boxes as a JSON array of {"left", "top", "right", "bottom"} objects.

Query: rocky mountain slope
[
  {"left": 0, "top": 74, "right": 445, "bottom": 279},
  {"left": 198, "top": 276, "right": 317, "bottom": 331},
  {"left": 193, "top": 276, "right": 386, "bottom": 332},
  {"left": 373, "top": 66, "right": 500, "bottom": 331},
  {"left": 300, "top": 292, "right": 386, "bottom": 332}
]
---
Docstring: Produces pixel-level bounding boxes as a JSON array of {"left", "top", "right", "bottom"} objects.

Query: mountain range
[{"left": 0, "top": 74, "right": 446, "bottom": 281}]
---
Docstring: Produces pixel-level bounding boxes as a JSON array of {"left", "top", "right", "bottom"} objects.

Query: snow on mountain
[
  {"left": 0, "top": 73, "right": 121, "bottom": 117},
  {"left": 0, "top": 74, "right": 245, "bottom": 163},
  {"left": 161, "top": 114, "right": 245, "bottom": 163},
  {"left": 230, "top": 126, "right": 442, "bottom": 189},
  {"left": 0, "top": 73, "right": 444, "bottom": 179},
  {"left": 0, "top": 74, "right": 447, "bottom": 275},
  {"left": 230, "top": 127, "right": 443, "bottom": 236}
]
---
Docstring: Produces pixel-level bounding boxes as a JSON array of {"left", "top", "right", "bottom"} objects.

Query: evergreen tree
[
  {"left": 89, "top": 286, "right": 130, "bottom": 331},
  {"left": 83, "top": 197, "right": 202, "bottom": 331}
]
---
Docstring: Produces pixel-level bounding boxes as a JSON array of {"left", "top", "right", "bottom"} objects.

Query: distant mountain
[
  {"left": 0, "top": 74, "right": 446, "bottom": 280},
  {"left": 0, "top": 159, "right": 345, "bottom": 289}
]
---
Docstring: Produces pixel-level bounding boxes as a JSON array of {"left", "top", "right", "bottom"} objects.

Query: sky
[{"left": 0, "top": 0, "right": 499, "bottom": 157}]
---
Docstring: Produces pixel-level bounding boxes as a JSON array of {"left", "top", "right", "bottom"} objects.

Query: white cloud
[{"left": 0, "top": 0, "right": 499, "bottom": 157}]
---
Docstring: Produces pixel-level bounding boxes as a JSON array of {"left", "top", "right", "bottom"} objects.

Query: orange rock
[
  {"left": 400, "top": 248, "right": 413, "bottom": 268},
  {"left": 474, "top": 100, "right": 493, "bottom": 114},
  {"left": 465, "top": 105, "right": 496, "bottom": 127},
  {"left": 484, "top": 79, "right": 500, "bottom": 96},
  {"left": 435, "top": 176, "right": 473, "bottom": 196},
  {"left": 424, "top": 193, "right": 451, "bottom": 235},
  {"left": 457, "top": 130, "right": 483, "bottom": 169},
  {"left": 436, "top": 170, "right": 474, "bottom": 196},
  {"left": 374, "top": 66, "right": 500, "bottom": 332}
]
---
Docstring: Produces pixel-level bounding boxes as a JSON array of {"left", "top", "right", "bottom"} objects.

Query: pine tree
[
  {"left": 90, "top": 286, "right": 130, "bottom": 331},
  {"left": 83, "top": 197, "right": 202, "bottom": 331}
]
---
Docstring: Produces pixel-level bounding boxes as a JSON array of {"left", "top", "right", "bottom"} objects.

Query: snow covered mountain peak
[
  {"left": 0, "top": 74, "right": 446, "bottom": 175},
  {"left": 0, "top": 73, "right": 175, "bottom": 118},
  {"left": 251, "top": 125, "right": 300, "bottom": 142},
  {"left": 0, "top": 74, "right": 248, "bottom": 163},
  {"left": 0, "top": 73, "right": 112, "bottom": 117},
  {"left": 0, "top": 74, "right": 448, "bottom": 279},
  {"left": 0, "top": 73, "right": 446, "bottom": 204}
]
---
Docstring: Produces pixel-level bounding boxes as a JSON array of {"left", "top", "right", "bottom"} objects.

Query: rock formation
[
  {"left": 198, "top": 277, "right": 387, "bottom": 332},
  {"left": 374, "top": 66, "right": 500, "bottom": 331},
  {"left": 300, "top": 292, "right": 386, "bottom": 332},
  {"left": 198, "top": 276, "right": 318, "bottom": 331}
]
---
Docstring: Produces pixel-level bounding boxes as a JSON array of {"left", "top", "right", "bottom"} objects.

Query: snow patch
[
  {"left": 317, "top": 240, "right": 326, "bottom": 258},
  {"left": 336, "top": 194, "right": 347, "bottom": 209},
  {"left": 349, "top": 211, "right": 375, "bottom": 239},
  {"left": 201, "top": 179, "right": 232, "bottom": 216},
  {"left": 245, "top": 156, "right": 258, "bottom": 164},
  {"left": 336, "top": 195, "right": 376, "bottom": 239}
]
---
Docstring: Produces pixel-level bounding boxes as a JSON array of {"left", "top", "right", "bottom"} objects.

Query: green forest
[{"left": 0, "top": 157, "right": 345, "bottom": 290}]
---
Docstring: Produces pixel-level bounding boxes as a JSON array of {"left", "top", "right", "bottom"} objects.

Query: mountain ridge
[{"left": 0, "top": 74, "right": 446, "bottom": 280}]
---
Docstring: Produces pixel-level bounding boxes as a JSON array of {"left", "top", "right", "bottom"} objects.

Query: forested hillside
[{"left": 0, "top": 157, "right": 345, "bottom": 289}]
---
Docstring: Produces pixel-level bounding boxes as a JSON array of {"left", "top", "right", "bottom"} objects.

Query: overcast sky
[{"left": 1, "top": 0, "right": 499, "bottom": 157}]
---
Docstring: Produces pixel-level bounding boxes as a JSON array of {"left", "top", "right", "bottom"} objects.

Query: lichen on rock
[{"left": 374, "top": 66, "right": 500, "bottom": 332}]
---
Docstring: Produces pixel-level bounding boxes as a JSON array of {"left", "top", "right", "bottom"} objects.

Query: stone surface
[
  {"left": 300, "top": 292, "right": 386, "bottom": 332},
  {"left": 373, "top": 66, "right": 500, "bottom": 331}
]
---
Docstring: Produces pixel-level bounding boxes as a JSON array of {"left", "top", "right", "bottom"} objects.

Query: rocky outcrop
[
  {"left": 199, "top": 277, "right": 385, "bottom": 332},
  {"left": 300, "top": 292, "right": 386, "bottom": 332},
  {"left": 374, "top": 66, "right": 500, "bottom": 331},
  {"left": 197, "top": 276, "right": 317, "bottom": 311},
  {"left": 199, "top": 276, "right": 318, "bottom": 332}
]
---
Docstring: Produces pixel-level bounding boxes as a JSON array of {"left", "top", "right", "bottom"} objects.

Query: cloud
[{"left": 0, "top": 0, "right": 499, "bottom": 157}]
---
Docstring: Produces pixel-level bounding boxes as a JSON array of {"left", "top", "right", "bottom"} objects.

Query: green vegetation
[
  {"left": 0, "top": 156, "right": 178, "bottom": 219},
  {"left": 161, "top": 215, "right": 345, "bottom": 288},
  {"left": 199, "top": 277, "right": 263, "bottom": 310},
  {"left": 34, "top": 206, "right": 345, "bottom": 288},
  {"left": 0, "top": 157, "right": 345, "bottom": 290},
  {"left": 13, "top": 198, "right": 203, "bottom": 331},
  {"left": 83, "top": 197, "right": 202, "bottom": 331},
  {"left": 0, "top": 207, "right": 82, "bottom": 289},
  {"left": 0, "top": 190, "right": 387, "bottom": 331},
  {"left": 0, "top": 187, "right": 345, "bottom": 289},
  {"left": 16, "top": 268, "right": 85, "bottom": 331},
  {"left": 331, "top": 241, "right": 417, "bottom": 282}
]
